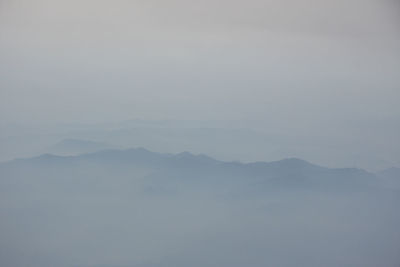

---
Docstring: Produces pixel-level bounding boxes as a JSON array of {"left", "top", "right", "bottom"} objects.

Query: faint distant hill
[
  {"left": 46, "top": 138, "right": 115, "bottom": 156},
  {"left": 1, "top": 147, "right": 380, "bottom": 194}
]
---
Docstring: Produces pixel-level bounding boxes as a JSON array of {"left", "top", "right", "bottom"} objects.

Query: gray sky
[{"left": 0, "top": 0, "right": 399, "bottom": 129}]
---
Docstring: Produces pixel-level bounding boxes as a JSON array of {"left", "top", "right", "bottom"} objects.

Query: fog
[
  {"left": 0, "top": 1, "right": 400, "bottom": 266},
  {"left": 1, "top": 149, "right": 399, "bottom": 267},
  {"left": 1, "top": 0, "right": 399, "bottom": 124},
  {"left": 0, "top": 119, "right": 399, "bottom": 171},
  {"left": 1, "top": 0, "right": 399, "bottom": 169}
]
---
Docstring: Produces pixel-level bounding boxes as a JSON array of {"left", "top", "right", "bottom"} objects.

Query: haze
[
  {"left": 0, "top": 3, "right": 400, "bottom": 266},
  {"left": 1, "top": 0, "right": 400, "bottom": 169},
  {"left": 1, "top": 0, "right": 399, "bottom": 122}
]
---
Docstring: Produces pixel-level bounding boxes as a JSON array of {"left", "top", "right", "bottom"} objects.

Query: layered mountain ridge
[{"left": 1, "top": 147, "right": 392, "bottom": 194}]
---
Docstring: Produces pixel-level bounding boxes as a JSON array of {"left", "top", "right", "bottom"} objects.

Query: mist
[
  {"left": 1, "top": 0, "right": 399, "bottom": 123},
  {"left": 1, "top": 149, "right": 400, "bottom": 267},
  {"left": 1, "top": 1, "right": 400, "bottom": 266},
  {"left": 1, "top": 0, "right": 400, "bottom": 169}
]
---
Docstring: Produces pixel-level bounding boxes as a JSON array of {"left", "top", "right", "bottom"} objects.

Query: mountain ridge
[
  {"left": 0, "top": 147, "right": 380, "bottom": 185},
  {"left": 4, "top": 148, "right": 332, "bottom": 169},
  {"left": 3, "top": 147, "right": 378, "bottom": 178}
]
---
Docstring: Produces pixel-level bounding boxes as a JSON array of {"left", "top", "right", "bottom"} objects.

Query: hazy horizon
[
  {"left": 1, "top": 0, "right": 399, "bottom": 123},
  {"left": 1, "top": 0, "right": 399, "bottom": 170},
  {"left": 0, "top": 2, "right": 399, "bottom": 266}
]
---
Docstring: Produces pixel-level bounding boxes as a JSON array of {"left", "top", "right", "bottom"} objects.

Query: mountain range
[
  {"left": 1, "top": 147, "right": 397, "bottom": 195},
  {"left": 1, "top": 147, "right": 399, "bottom": 267}
]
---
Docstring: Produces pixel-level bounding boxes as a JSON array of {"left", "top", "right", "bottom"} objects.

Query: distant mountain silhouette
[
  {"left": 1, "top": 148, "right": 382, "bottom": 193},
  {"left": 1, "top": 148, "right": 399, "bottom": 267}
]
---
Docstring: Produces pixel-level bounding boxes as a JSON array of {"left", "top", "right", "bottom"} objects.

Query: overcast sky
[{"left": 0, "top": 0, "right": 399, "bottom": 125}]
